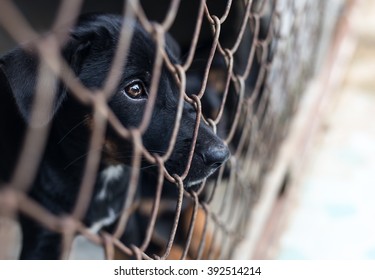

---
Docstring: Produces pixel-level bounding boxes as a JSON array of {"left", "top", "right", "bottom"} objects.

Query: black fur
[{"left": 0, "top": 14, "right": 229, "bottom": 259}]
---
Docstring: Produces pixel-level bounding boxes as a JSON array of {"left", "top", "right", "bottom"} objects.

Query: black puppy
[{"left": 0, "top": 14, "right": 229, "bottom": 259}]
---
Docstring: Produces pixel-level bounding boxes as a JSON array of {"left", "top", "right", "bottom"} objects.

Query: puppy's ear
[
  {"left": 63, "top": 13, "right": 117, "bottom": 73},
  {"left": 62, "top": 32, "right": 93, "bottom": 75},
  {"left": 0, "top": 65, "right": 26, "bottom": 181},
  {"left": 0, "top": 48, "right": 42, "bottom": 121},
  {"left": 1, "top": 14, "right": 116, "bottom": 122},
  {"left": 0, "top": 31, "right": 93, "bottom": 122}
]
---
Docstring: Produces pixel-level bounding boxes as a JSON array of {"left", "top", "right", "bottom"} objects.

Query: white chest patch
[
  {"left": 96, "top": 165, "right": 124, "bottom": 201},
  {"left": 89, "top": 208, "right": 117, "bottom": 234},
  {"left": 89, "top": 165, "right": 125, "bottom": 233}
]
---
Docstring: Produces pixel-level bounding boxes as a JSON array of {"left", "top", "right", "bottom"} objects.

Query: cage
[{"left": 0, "top": 0, "right": 349, "bottom": 260}]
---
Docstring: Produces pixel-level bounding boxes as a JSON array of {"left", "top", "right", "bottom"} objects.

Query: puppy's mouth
[
  {"left": 183, "top": 169, "right": 218, "bottom": 188},
  {"left": 166, "top": 144, "right": 230, "bottom": 189}
]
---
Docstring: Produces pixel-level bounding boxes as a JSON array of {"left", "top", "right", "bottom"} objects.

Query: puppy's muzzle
[{"left": 200, "top": 142, "right": 230, "bottom": 170}]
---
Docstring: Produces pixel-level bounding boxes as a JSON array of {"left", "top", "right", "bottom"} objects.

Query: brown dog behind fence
[{"left": 0, "top": 0, "right": 342, "bottom": 259}]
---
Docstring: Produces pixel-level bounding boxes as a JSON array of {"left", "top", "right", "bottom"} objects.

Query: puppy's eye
[{"left": 123, "top": 81, "right": 147, "bottom": 99}]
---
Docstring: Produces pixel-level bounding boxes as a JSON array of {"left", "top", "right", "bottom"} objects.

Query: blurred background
[{"left": 276, "top": 0, "right": 375, "bottom": 259}]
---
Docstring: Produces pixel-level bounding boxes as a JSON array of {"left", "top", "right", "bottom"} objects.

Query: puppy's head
[{"left": 0, "top": 14, "right": 230, "bottom": 188}]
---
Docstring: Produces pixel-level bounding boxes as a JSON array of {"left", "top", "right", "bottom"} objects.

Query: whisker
[
  {"left": 140, "top": 164, "right": 158, "bottom": 170},
  {"left": 145, "top": 149, "right": 167, "bottom": 155},
  {"left": 116, "top": 149, "right": 167, "bottom": 156},
  {"left": 63, "top": 148, "right": 167, "bottom": 170},
  {"left": 57, "top": 119, "right": 87, "bottom": 144},
  {"left": 63, "top": 148, "right": 102, "bottom": 170}
]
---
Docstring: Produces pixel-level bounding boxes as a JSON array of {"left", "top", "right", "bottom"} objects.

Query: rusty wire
[{"left": 0, "top": 0, "right": 343, "bottom": 260}]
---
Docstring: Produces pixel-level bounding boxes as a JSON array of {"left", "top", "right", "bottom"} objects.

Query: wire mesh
[{"left": 0, "top": 0, "right": 344, "bottom": 259}]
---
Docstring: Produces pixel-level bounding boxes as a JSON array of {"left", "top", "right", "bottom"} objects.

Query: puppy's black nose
[{"left": 202, "top": 143, "right": 230, "bottom": 169}]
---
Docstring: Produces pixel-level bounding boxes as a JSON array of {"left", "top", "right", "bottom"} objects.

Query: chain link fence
[{"left": 0, "top": 0, "right": 346, "bottom": 259}]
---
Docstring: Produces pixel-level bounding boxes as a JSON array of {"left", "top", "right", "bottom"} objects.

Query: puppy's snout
[{"left": 201, "top": 143, "right": 230, "bottom": 169}]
